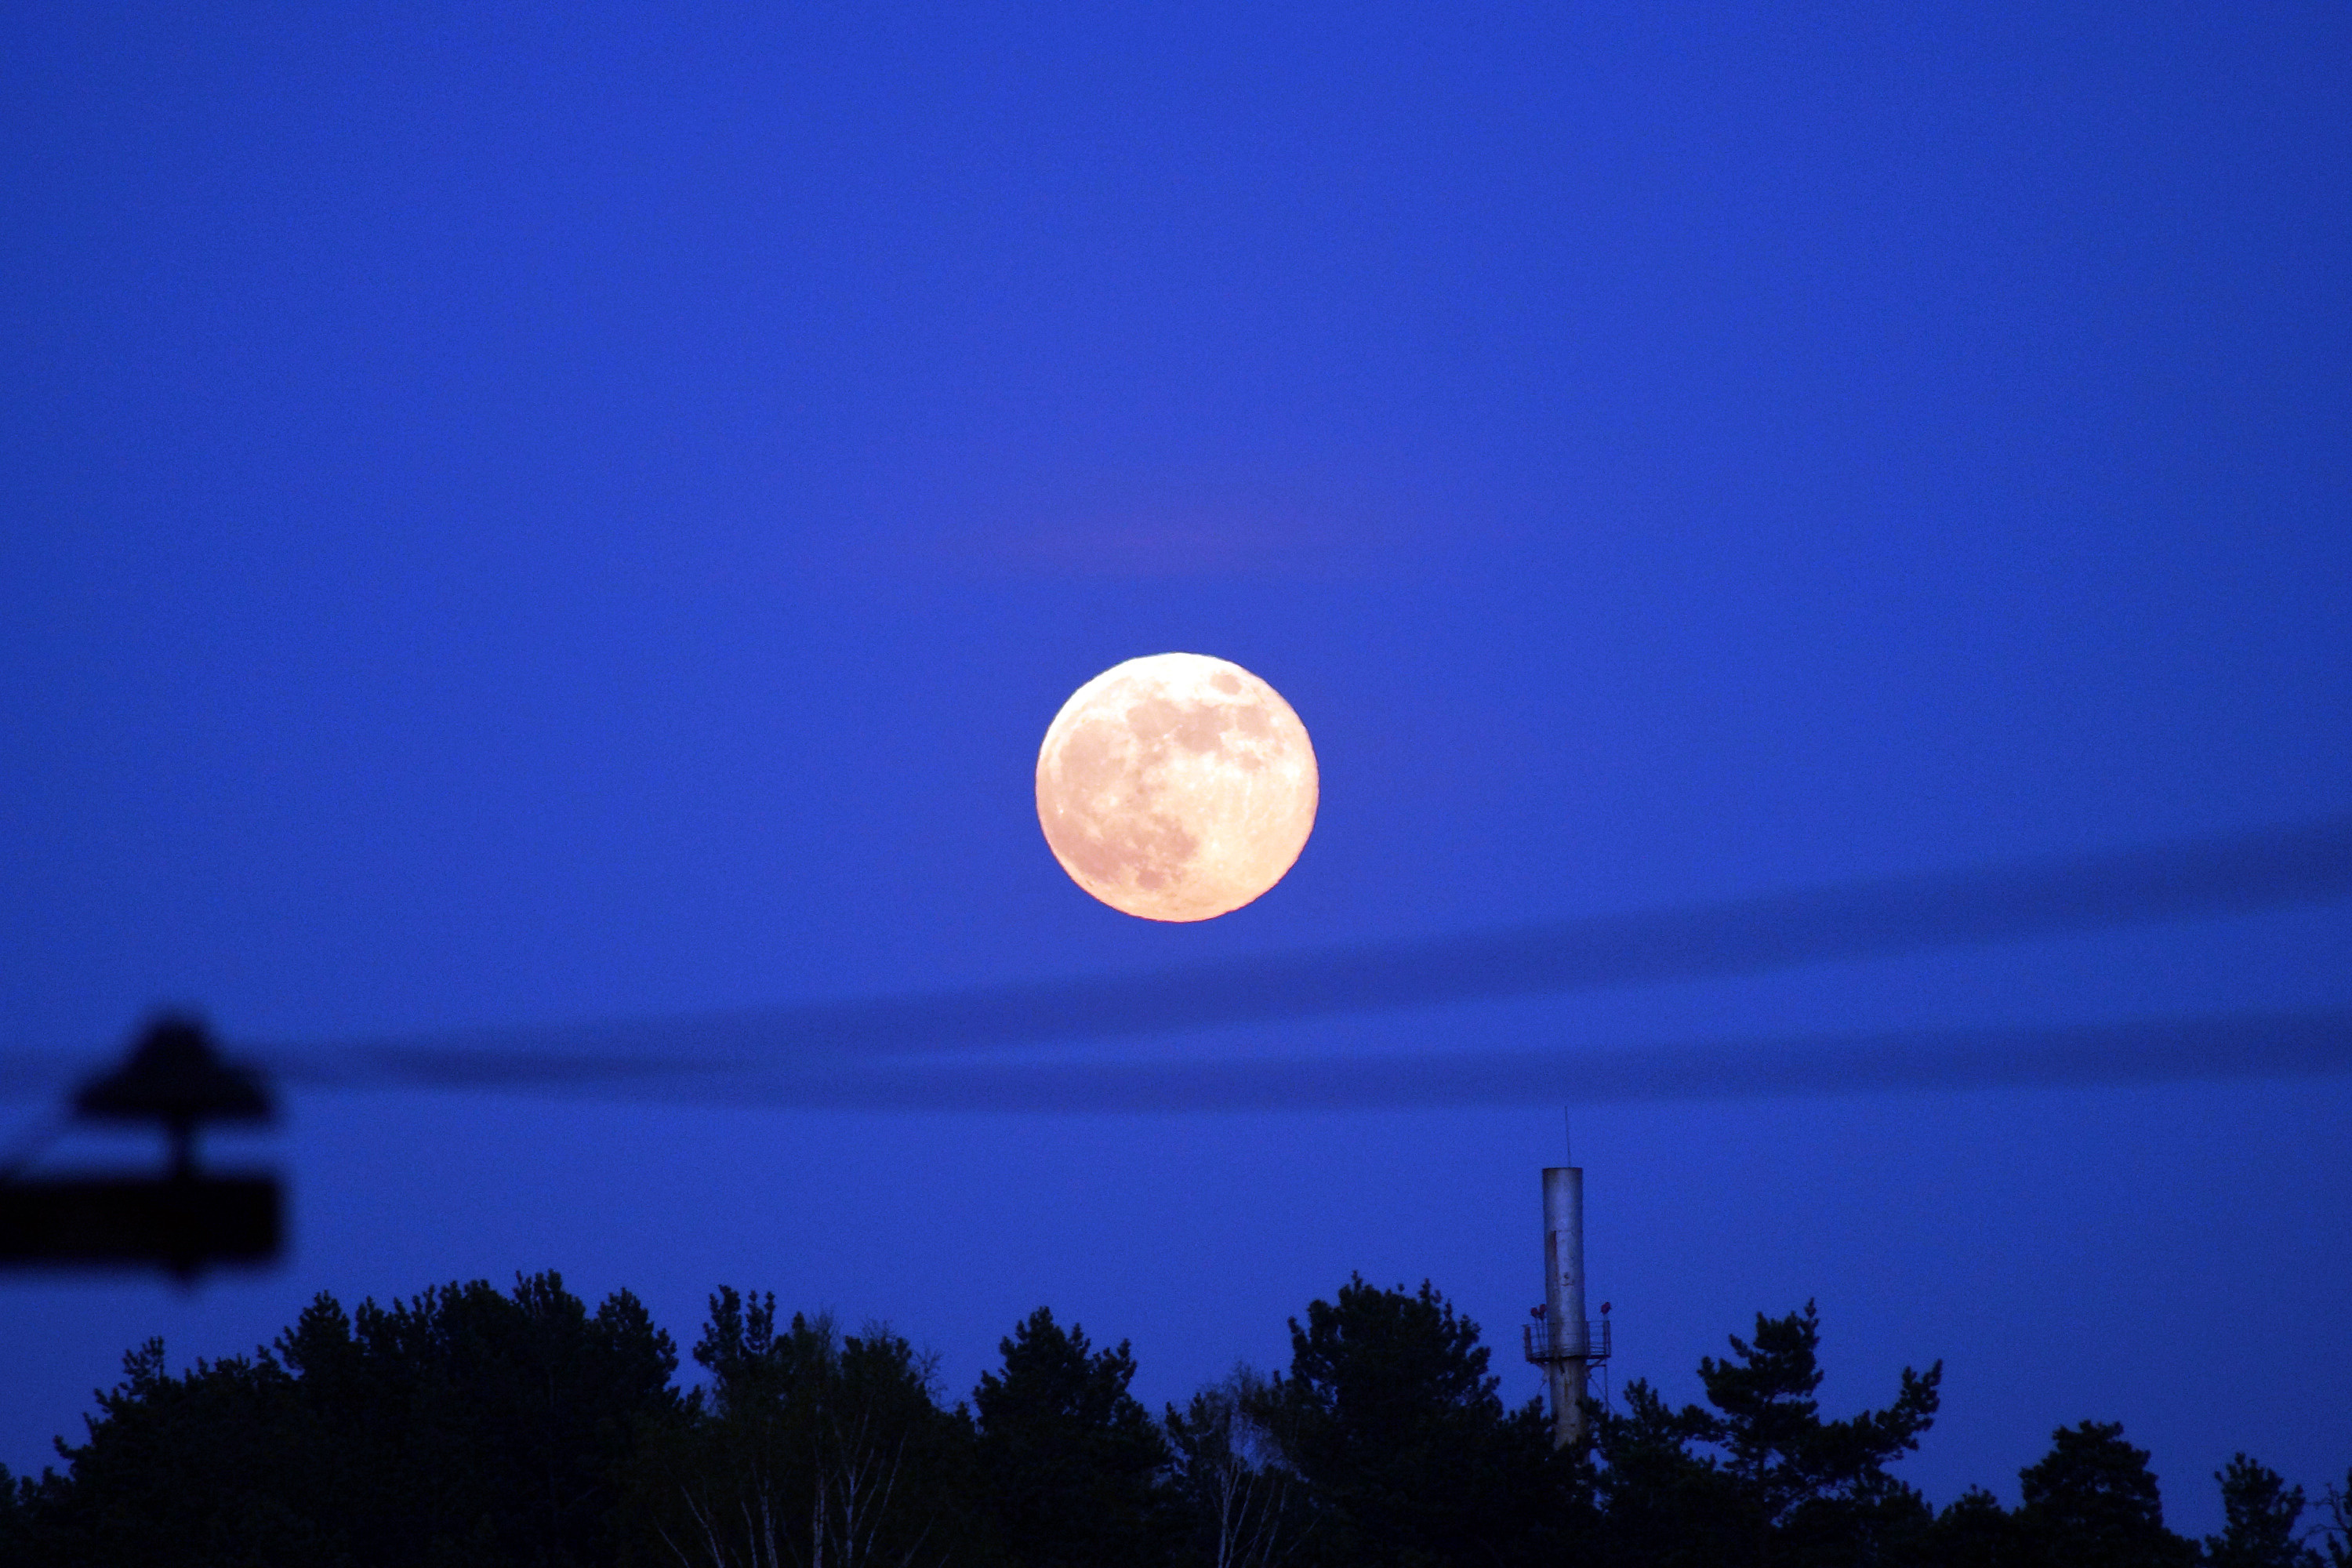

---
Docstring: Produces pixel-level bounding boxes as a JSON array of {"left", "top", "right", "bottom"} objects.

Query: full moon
[{"left": 1036, "top": 653, "right": 1318, "bottom": 922}]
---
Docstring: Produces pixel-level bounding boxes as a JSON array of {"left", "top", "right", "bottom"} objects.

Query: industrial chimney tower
[{"left": 1523, "top": 1130, "right": 1610, "bottom": 1449}]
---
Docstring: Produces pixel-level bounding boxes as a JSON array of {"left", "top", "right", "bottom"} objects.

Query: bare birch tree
[
  {"left": 659, "top": 1291, "right": 959, "bottom": 1568},
  {"left": 1167, "top": 1367, "right": 1305, "bottom": 1568}
]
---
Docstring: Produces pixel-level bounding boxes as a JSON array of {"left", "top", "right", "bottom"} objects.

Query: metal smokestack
[
  {"left": 1526, "top": 1123, "right": 1609, "bottom": 1450},
  {"left": 1541, "top": 1163, "right": 1588, "bottom": 1449}
]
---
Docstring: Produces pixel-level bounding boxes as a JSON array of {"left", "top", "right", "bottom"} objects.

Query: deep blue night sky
[{"left": 4, "top": 1, "right": 2348, "bottom": 1535}]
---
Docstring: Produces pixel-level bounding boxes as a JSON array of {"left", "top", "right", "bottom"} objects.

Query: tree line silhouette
[{"left": 3, "top": 1270, "right": 2344, "bottom": 1567}]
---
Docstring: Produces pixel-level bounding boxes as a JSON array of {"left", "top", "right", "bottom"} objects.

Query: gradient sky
[{"left": 4, "top": 1, "right": 2348, "bottom": 1535}]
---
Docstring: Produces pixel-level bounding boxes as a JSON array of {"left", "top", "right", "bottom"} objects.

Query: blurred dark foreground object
[{"left": 0, "top": 1015, "right": 281, "bottom": 1277}]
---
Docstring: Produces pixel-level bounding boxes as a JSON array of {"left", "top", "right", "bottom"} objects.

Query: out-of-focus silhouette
[
  {"left": 2, "top": 814, "right": 2349, "bottom": 1273},
  {"left": 0, "top": 1016, "right": 280, "bottom": 1276}
]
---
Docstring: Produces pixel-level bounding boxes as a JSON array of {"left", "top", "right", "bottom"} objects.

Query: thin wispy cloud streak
[
  {"left": 2, "top": 815, "right": 2345, "bottom": 1104},
  {"left": 622, "top": 1010, "right": 2352, "bottom": 1113},
  {"left": 301, "top": 812, "right": 2352, "bottom": 1088}
]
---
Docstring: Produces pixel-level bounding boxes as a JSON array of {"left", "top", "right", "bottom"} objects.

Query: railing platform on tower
[{"left": 1523, "top": 1316, "right": 1611, "bottom": 1366}]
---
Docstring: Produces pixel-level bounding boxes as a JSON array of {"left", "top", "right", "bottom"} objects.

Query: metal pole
[{"left": 1541, "top": 1164, "right": 1588, "bottom": 1450}]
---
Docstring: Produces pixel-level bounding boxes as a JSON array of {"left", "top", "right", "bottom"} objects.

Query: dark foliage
[
  {"left": 1590, "top": 1300, "right": 1940, "bottom": 1568},
  {"left": 2201, "top": 1454, "right": 2321, "bottom": 1568},
  {"left": 972, "top": 1306, "right": 1178, "bottom": 1568},
  {"left": 1589, "top": 1374, "right": 1745, "bottom": 1566},
  {"left": 9, "top": 1271, "right": 677, "bottom": 1568},
  {"left": 2320, "top": 1468, "right": 2352, "bottom": 1568},
  {"left": 5, "top": 1269, "right": 2342, "bottom": 1568},
  {"left": 1276, "top": 1275, "right": 1566, "bottom": 1568},
  {"left": 2015, "top": 1420, "right": 2197, "bottom": 1568},
  {"left": 1922, "top": 1486, "right": 2028, "bottom": 1568}
]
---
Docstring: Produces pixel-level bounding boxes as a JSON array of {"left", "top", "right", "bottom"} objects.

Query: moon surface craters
[{"left": 1036, "top": 653, "right": 1317, "bottom": 922}]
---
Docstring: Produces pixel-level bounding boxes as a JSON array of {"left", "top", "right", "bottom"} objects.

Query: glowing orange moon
[{"left": 1036, "top": 653, "right": 1318, "bottom": 921}]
